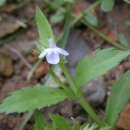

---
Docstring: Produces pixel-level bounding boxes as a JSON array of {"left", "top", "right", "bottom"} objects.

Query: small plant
[
  {"left": 0, "top": 2, "right": 130, "bottom": 130},
  {"left": 39, "top": 38, "right": 69, "bottom": 64}
]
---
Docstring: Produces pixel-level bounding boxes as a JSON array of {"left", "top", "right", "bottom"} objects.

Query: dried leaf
[{"left": 117, "top": 104, "right": 130, "bottom": 130}]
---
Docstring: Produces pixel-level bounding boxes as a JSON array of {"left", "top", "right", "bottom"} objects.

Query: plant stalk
[
  {"left": 59, "top": 62, "right": 77, "bottom": 94},
  {"left": 59, "top": 62, "right": 103, "bottom": 127},
  {"left": 81, "top": 20, "right": 128, "bottom": 51},
  {"left": 71, "top": 0, "right": 101, "bottom": 26},
  {"left": 49, "top": 69, "right": 76, "bottom": 99},
  {"left": 79, "top": 94, "right": 103, "bottom": 127}
]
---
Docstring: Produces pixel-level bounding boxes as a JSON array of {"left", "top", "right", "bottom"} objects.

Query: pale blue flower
[{"left": 39, "top": 38, "right": 69, "bottom": 64}]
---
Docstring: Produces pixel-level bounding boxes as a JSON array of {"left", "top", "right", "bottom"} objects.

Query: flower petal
[
  {"left": 48, "top": 38, "right": 56, "bottom": 48},
  {"left": 46, "top": 50, "right": 60, "bottom": 64},
  {"left": 57, "top": 48, "right": 69, "bottom": 56},
  {"left": 39, "top": 50, "right": 48, "bottom": 58}
]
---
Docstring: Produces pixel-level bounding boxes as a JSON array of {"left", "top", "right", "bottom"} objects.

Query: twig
[{"left": 5, "top": 45, "right": 32, "bottom": 69}]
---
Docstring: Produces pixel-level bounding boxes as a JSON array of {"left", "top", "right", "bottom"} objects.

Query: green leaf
[
  {"left": 80, "top": 124, "right": 97, "bottom": 130},
  {"left": 101, "top": 0, "right": 115, "bottom": 12},
  {"left": 73, "top": 119, "right": 79, "bottom": 130},
  {"left": 50, "top": 10, "right": 65, "bottom": 25},
  {"left": 74, "top": 48, "right": 130, "bottom": 87},
  {"left": 51, "top": 0, "right": 74, "bottom": 5},
  {"left": 51, "top": 0, "right": 65, "bottom": 6},
  {"left": 35, "top": 7, "right": 55, "bottom": 52},
  {"left": 34, "top": 111, "right": 45, "bottom": 130},
  {"left": 124, "top": 0, "right": 130, "bottom": 4},
  {"left": 105, "top": 70, "right": 130, "bottom": 127},
  {"left": 99, "top": 125, "right": 111, "bottom": 130},
  {"left": 51, "top": 114, "right": 71, "bottom": 130},
  {"left": 46, "top": 123, "right": 57, "bottom": 130},
  {"left": 65, "top": 0, "right": 74, "bottom": 3},
  {"left": 124, "top": 20, "right": 130, "bottom": 27},
  {"left": 0, "top": 87, "right": 67, "bottom": 113},
  {"left": 118, "top": 34, "right": 130, "bottom": 48},
  {"left": 84, "top": 12, "right": 99, "bottom": 27},
  {"left": 0, "top": 0, "right": 6, "bottom": 6}
]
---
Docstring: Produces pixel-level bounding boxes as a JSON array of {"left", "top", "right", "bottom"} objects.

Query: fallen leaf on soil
[
  {"left": 0, "top": 4, "right": 16, "bottom": 13},
  {"left": 117, "top": 103, "right": 130, "bottom": 130},
  {"left": 0, "top": 15, "right": 24, "bottom": 38},
  {"left": 0, "top": 53, "right": 13, "bottom": 77},
  {"left": 0, "top": 54, "right": 5, "bottom": 74}
]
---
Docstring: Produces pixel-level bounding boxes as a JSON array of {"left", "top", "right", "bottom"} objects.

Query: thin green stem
[
  {"left": 57, "top": 15, "right": 102, "bottom": 123},
  {"left": 85, "top": 0, "right": 101, "bottom": 11},
  {"left": 81, "top": 20, "right": 128, "bottom": 50},
  {"left": 59, "top": 62, "right": 103, "bottom": 127},
  {"left": 60, "top": 4, "right": 73, "bottom": 48},
  {"left": 71, "top": 13, "right": 82, "bottom": 27},
  {"left": 43, "top": 0, "right": 65, "bottom": 12},
  {"left": 79, "top": 94, "right": 103, "bottom": 127},
  {"left": 59, "top": 62, "right": 77, "bottom": 94},
  {"left": 49, "top": 69, "right": 76, "bottom": 99},
  {"left": 17, "top": 0, "right": 32, "bottom": 9},
  {"left": 20, "top": 111, "right": 34, "bottom": 130},
  {"left": 71, "top": 0, "right": 101, "bottom": 26}
]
